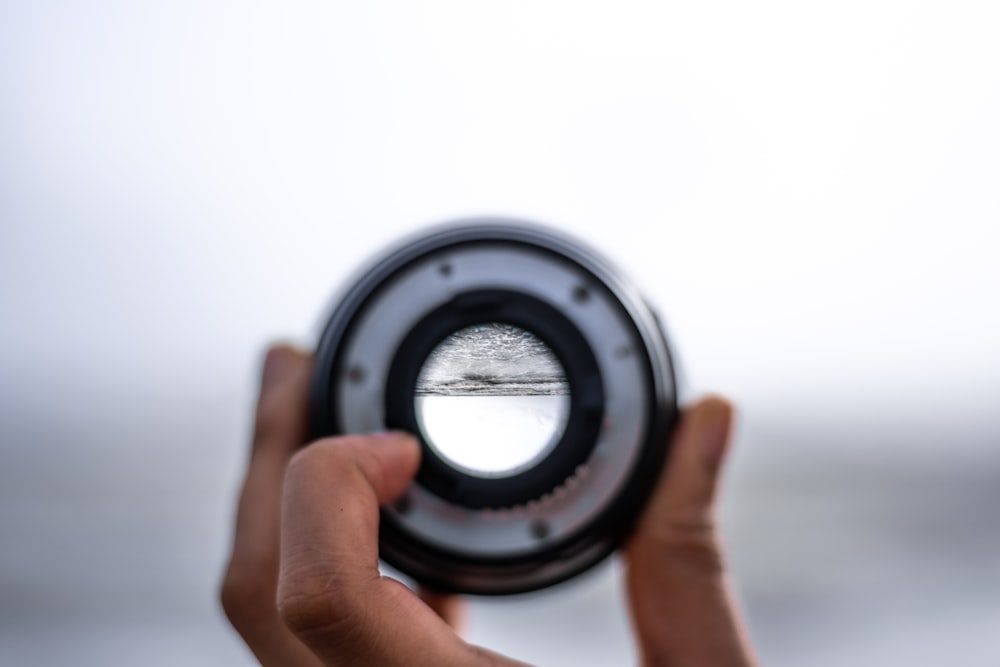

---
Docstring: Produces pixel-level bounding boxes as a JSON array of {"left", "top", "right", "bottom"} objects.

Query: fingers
[
  {"left": 630, "top": 396, "right": 733, "bottom": 562},
  {"left": 235, "top": 346, "right": 313, "bottom": 564},
  {"left": 278, "top": 433, "right": 529, "bottom": 667},
  {"left": 279, "top": 432, "right": 420, "bottom": 591},
  {"left": 221, "top": 345, "right": 322, "bottom": 666},
  {"left": 252, "top": 346, "right": 313, "bottom": 461},
  {"left": 225, "top": 347, "right": 525, "bottom": 665},
  {"left": 227, "top": 346, "right": 312, "bottom": 589},
  {"left": 624, "top": 397, "right": 757, "bottom": 667}
]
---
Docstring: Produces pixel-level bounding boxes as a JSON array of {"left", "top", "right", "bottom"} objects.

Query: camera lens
[{"left": 310, "top": 219, "right": 678, "bottom": 595}]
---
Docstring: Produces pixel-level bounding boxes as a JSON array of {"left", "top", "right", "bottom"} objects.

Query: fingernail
[{"left": 262, "top": 347, "right": 293, "bottom": 387}]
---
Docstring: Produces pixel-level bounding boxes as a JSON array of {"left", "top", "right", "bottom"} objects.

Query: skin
[{"left": 221, "top": 344, "right": 758, "bottom": 666}]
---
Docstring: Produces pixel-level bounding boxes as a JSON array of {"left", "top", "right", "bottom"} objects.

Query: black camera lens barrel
[{"left": 310, "top": 219, "right": 679, "bottom": 595}]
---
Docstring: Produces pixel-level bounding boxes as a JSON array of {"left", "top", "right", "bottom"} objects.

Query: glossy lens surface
[{"left": 415, "top": 323, "right": 570, "bottom": 478}]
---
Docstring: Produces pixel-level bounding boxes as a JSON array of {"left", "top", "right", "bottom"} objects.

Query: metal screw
[
  {"left": 393, "top": 493, "right": 412, "bottom": 515},
  {"left": 531, "top": 519, "right": 550, "bottom": 540}
]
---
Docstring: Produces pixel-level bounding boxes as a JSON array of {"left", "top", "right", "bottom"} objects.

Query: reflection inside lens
[{"left": 415, "top": 323, "right": 570, "bottom": 478}]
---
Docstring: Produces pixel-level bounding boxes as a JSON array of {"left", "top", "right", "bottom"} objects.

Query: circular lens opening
[{"left": 415, "top": 323, "right": 570, "bottom": 478}]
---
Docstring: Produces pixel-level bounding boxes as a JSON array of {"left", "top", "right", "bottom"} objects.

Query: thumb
[
  {"left": 626, "top": 396, "right": 734, "bottom": 571},
  {"left": 652, "top": 396, "right": 732, "bottom": 521},
  {"left": 623, "top": 398, "right": 757, "bottom": 667}
]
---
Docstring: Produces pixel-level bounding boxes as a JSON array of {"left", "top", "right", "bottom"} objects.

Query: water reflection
[{"left": 415, "top": 323, "right": 570, "bottom": 476}]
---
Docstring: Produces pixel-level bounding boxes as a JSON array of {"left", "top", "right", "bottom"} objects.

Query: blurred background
[{"left": 2, "top": 1, "right": 998, "bottom": 664}]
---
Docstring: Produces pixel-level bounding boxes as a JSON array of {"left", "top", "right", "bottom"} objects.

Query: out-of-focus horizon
[{"left": 2, "top": 2, "right": 998, "bottom": 665}]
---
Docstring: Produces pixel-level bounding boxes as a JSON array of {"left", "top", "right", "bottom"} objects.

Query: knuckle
[
  {"left": 645, "top": 512, "right": 726, "bottom": 575},
  {"left": 285, "top": 436, "right": 373, "bottom": 485},
  {"left": 219, "top": 566, "right": 277, "bottom": 631},
  {"left": 277, "top": 567, "right": 365, "bottom": 642},
  {"left": 277, "top": 589, "right": 344, "bottom": 638},
  {"left": 284, "top": 443, "right": 317, "bottom": 476},
  {"left": 284, "top": 439, "right": 340, "bottom": 482},
  {"left": 665, "top": 535, "right": 725, "bottom": 575}
]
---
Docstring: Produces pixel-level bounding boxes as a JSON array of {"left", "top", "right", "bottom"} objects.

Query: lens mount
[{"left": 311, "top": 219, "right": 678, "bottom": 595}]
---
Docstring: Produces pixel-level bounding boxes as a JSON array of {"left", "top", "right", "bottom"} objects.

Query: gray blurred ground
[{"left": 2, "top": 371, "right": 997, "bottom": 665}]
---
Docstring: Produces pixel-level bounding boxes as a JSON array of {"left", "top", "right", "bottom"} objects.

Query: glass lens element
[{"left": 415, "top": 323, "right": 570, "bottom": 478}]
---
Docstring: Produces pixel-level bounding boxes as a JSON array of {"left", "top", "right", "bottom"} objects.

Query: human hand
[
  {"left": 220, "top": 345, "right": 474, "bottom": 666},
  {"left": 222, "top": 344, "right": 756, "bottom": 666},
  {"left": 623, "top": 397, "right": 758, "bottom": 666}
]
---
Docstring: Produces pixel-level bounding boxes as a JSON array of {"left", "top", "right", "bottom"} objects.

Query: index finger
[
  {"left": 280, "top": 433, "right": 420, "bottom": 589},
  {"left": 277, "top": 433, "right": 530, "bottom": 667},
  {"left": 221, "top": 345, "right": 323, "bottom": 665}
]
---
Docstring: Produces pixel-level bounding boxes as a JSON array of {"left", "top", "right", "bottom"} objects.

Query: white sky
[
  {"left": 1, "top": 3, "right": 999, "bottom": 665},
  {"left": 3, "top": 1, "right": 997, "bottom": 435}
]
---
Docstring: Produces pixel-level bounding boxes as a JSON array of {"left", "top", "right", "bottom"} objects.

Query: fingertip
[
  {"left": 688, "top": 395, "right": 734, "bottom": 433},
  {"left": 368, "top": 431, "right": 422, "bottom": 480},
  {"left": 251, "top": 346, "right": 313, "bottom": 458},
  {"left": 261, "top": 343, "right": 311, "bottom": 388},
  {"left": 300, "top": 432, "right": 421, "bottom": 503},
  {"left": 625, "top": 397, "right": 736, "bottom": 565},
  {"left": 695, "top": 394, "right": 734, "bottom": 418},
  {"left": 647, "top": 395, "right": 736, "bottom": 514}
]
